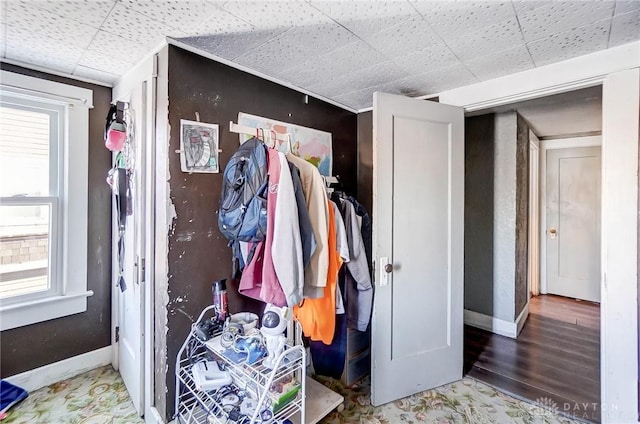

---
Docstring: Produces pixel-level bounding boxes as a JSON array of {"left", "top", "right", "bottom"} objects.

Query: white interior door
[
  {"left": 546, "top": 146, "right": 601, "bottom": 302},
  {"left": 116, "top": 82, "right": 147, "bottom": 415},
  {"left": 371, "top": 92, "right": 464, "bottom": 406}
]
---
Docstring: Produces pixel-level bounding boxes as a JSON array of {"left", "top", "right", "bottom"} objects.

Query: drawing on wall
[
  {"left": 180, "top": 119, "right": 219, "bottom": 173},
  {"left": 238, "top": 112, "right": 333, "bottom": 176}
]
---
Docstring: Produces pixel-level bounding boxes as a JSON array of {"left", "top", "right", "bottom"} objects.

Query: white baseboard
[
  {"left": 464, "top": 309, "right": 518, "bottom": 338},
  {"left": 5, "top": 345, "right": 113, "bottom": 392},
  {"left": 147, "top": 406, "right": 166, "bottom": 424},
  {"left": 515, "top": 302, "right": 530, "bottom": 336}
]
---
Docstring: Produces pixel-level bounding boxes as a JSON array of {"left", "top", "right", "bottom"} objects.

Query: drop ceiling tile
[
  {"left": 447, "top": 18, "right": 525, "bottom": 62},
  {"left": 511, "top": 1, "right": 552, "bottom": 14},
  {"left": 518, "top": 1, "right": 615, "bottom": 42},
  {"left": 396, "top": 64, "right": 479, "bottom": 95},
  {"left": 5, "top": 45, "right": 76, "bottom": 73},
  {"left": 615, "top": 0, "right": 640, "bottom": 14},
  {"left": 101, "top": 3, "right": 184, "bottom": 47},
  {"left": 309, "top": 0, "right": 417, "bottom": 39},
  {"left": 268, "top": 21, "right": 358, "bottom": 58},
  {"left": 88, "top": 30, "right": 151, "bottom": 62},
  {"left": 232, "top": 20, "right": 357, "bottom": 75},
  {"left": 0, "top": 23, "right": 6, "bottom": 57},
  {"left": 0, "top": 2, "right": 6, "bottom": 24},
  {"left": 309, "top": 61, "right": 409, "bottom": 98},
  {"left": 362, "top": 15, "right": 442, "bottom": 59},
  {"left": 175, "top": 28, "right": 281, "bottom": 61},
  {"left": 6, "top": 1, "right": 98, "bottom": 48},
  {"left": 464, "top": 44, "right": 535, "bottom": 81},
  {"left": 6, "top": 25, "right": 85, "bottom": 63},
  {"left": 221, "top": 1, "right": 329, "bottom": 32},
  {"left": 234, "top": 29, "right": 312, "bottom": 74},
  {"left": 332, "top": 88, "right": 374, "bottom": 110},
  {"left": 30, "top": 0, "right": 115, "bottom": 29},
  {"left": 527, "top": 21, "right": 610, "bottom": 67},
  {"left": 118, "top": 0, "right": 218, "bottom": 31},
  {"left": 391, "top": 42, "right": 460, "bottom": 75},
  {"left": 609, "top": 9, "right": 640, "bottom": 47},
  {"left": 413, "top": 1, "right": 516, "bottom": 38},
  {"left": 79, "top": 49, "right": 135, "bottom": 75},
  {"left": 188, "top": 6, "right": 254, "bottom": 37},
  {"left": 73, "top": 65, "right": 119, "bottom": 84},
  {"left": 279, "top": 40, "right": 387, "bottom": 88},
  {"left": 348, "top": 74, "right": 436, "bottom": 105},
  {"left": 333, "top": 64, "right": 479, "bottom": 110}
]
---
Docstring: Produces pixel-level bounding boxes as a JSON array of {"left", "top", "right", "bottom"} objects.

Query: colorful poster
[
  {"left": 180, "top": 119, "right": 219, "bottom": 173},
  {"left": 238, "top": 112, "right": 333, "bottom": 176}
]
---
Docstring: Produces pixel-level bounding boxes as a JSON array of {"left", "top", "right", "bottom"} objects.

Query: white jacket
[{"left": 272, "top": 152, "right": 304, "bottom": 306}]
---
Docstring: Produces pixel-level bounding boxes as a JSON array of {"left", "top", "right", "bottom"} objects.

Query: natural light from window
[{"left": 0, "top": 106, "right": 51, "bottom": 299}]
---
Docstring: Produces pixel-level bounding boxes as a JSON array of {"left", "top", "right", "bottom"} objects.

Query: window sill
[{"left": 0, "top": 290, "right": 94, "bottom": 331}]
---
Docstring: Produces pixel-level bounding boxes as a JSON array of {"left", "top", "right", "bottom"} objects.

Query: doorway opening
[{"left": 462, "top": 85, "right": 603, "bottom": 423}]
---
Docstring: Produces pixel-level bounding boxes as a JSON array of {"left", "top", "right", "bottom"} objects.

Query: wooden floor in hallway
[{"left": 464, "top": 294, "right": 600, "bottom": 423}]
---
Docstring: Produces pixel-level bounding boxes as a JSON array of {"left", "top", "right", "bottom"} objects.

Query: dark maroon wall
[
  {"left": 357, "top": 111, "right": 373, "bottom": 215},
  {"left": 165, "top": 45, "right": 357, "bottom": 418},
  {"left": 0, "top": 63, "right": 113, "bottom": 376}
]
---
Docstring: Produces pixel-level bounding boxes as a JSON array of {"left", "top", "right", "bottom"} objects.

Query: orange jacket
[{"left": 294, "top": 200, "right": 342, "bottom": 344}]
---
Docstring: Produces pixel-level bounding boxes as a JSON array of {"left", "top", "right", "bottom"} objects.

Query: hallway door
[
  {"left": 546, "top": 145, "right": 601, "bottom": 302},
  {"left": 371, "top": 92, "right": 464, "bottom": 406}
]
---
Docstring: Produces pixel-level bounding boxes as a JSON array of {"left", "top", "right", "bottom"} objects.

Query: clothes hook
[
  {"left": 286, "top": 133, "right": 293, "bottom": 154},
  {"left": 270, "top": 130, "right": 277, "bottom": 149}
]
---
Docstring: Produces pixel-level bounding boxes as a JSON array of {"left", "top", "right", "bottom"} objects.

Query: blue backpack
[{"left": 218, "top": 137, "right": 268, "bottom": 247}]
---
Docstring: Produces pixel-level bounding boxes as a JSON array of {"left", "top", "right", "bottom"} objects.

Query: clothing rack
[
  {"left": 229, "top": 120, "right": 291, "bottom": 144},
  {"left": 230, "top": 119, "right": 339, "bottom": 189}
]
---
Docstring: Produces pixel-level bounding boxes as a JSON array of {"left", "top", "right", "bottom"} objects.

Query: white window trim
[{"left": 0, "top": 70, "right": 94, "bottom": 331}]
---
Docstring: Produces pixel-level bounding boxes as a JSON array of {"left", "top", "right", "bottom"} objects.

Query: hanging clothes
[
  {"left": 308, "top": 200, "right": 350, "bottom": 378},
  {"left": 286, "top": 153, "right": 329, "bottom": 299},
  {"left": 272, "top": 152, "right": 304, "bottom": 307},
  {"left": 337, "top": 197, "right": 373, "bottom": 332},
  {"left": 288, "top": 161, "right": 316, "bottom": 269},
  {"left": 294, "top": 199, "right": 342, "bottom": 344},
  {"left": 346, "top": 195, "right": 372, "bottom": 273},
  {"left": 239, "top": 149, "right": 288, "bottom": 307},
  {"left": 331, "top": 201, "right": 349, "bottom": 315}
]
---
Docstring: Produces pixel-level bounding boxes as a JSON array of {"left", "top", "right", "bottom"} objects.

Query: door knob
[
  {"left": 384, "top": 263, "right": 393, "bottom": 273},
  {"left": 549, "top": 227, "right": 557, "bottom": 239}
]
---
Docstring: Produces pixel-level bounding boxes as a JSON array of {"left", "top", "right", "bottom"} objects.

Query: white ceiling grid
[{"left": 0, "top": 0, "right": 639, "bottom": 110}]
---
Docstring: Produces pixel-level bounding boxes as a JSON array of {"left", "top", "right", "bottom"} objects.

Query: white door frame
[
  {"left": 112, "top": 52, "right": 162, "bottom": 422},
  {"left": 528, "top": 132, "right": 540, "bottom": 297},
  {"left": 539, "top": 136, "right": 602, "bottom": 296},
  {"left": 438, "top": 41, "right": 639, "bottom": 424}
]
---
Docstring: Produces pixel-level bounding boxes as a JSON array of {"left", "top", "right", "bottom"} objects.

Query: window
[{"left": 0, "top": 71, "right": 93, "bottom": 330}]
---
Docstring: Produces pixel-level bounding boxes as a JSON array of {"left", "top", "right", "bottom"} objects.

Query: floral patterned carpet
[
  {"left": 316, "top": 375, "right": 583, "bottom": 424},
  {"left": 3, "top": 366, "right": 142, "bottom": 424},
  {"left": 3, "top": 365, "right": 582, "bottom": 424}
]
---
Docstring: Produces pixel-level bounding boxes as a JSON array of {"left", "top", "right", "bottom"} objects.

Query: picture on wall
[
  {"left": 180, "top": 119, "right": 219, "bottom": 173},
  {"left": 238, "top": 112, "right": 333, "bottom": 176}
]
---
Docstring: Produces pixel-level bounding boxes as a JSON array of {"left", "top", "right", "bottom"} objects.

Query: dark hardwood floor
[{"left": 464, "top": 295, "right": 600, "bottom": 423}]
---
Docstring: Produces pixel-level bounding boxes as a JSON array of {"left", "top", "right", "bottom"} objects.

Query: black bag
[{"left": 218, "top": 137, "right": 269, "bottom": 243}]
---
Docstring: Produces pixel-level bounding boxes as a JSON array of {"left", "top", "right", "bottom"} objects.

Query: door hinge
[{"left": 115, "top": 326, "right": 120, "bottom": 343}]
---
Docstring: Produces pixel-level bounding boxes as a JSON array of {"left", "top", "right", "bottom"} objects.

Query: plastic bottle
[{"left": 212, "top": 279, "right": 228, "bottom": 321}]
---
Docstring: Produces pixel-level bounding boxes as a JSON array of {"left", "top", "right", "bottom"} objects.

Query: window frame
[{"left": 0, "top": 70, "right": 93, "bottom": 330}]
